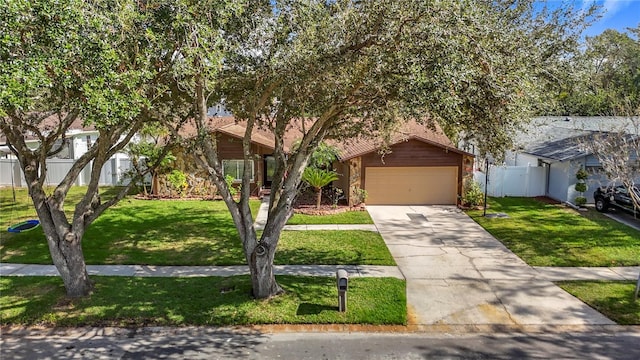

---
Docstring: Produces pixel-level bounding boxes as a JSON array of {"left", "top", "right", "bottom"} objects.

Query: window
[{"left": 222, "top": 160, "right": 254, "bottom": 182}]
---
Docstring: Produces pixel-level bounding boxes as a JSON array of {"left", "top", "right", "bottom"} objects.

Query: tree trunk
[
  {"left": 316, "top": 187, "right": 322, "bottom": 209},
  {"left": 43, "top": 227, "right": 93, "bottom": 297},
  {"left": 249, "top": 242, "right": 284, "bottom": 299}
]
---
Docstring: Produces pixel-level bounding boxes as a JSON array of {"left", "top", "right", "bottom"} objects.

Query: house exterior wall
[
  {"left": 347, "top": 158, "right": 362, "bottom": 206},
  {"left": 150, "top": 132, "right": 271, "bottom": 197},
  {"left": 215, "top": 133, "right": 271, "bottom": 194},
  {"left": 333, "top": 160, "right": 350, "bottom": 200},
  {"left": 358, "top": 139, "right": 463, "bottom": 204}
]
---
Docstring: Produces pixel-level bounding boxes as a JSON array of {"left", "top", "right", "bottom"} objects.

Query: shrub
[
  {"left": 224, "top": 174, "right": 238, "bottom": 198},
  {"left": 353, "top": 188, "right": 368, "bottom": 206},
  {"left": 167, "top": 170, "right": 188, "bottom": 196},
  {"left": 575, "top": 196, "right": 587, "bottom": 206},
  {"left": 462, "top": 178, "right": 484, "bottom": 207},
  {"left": 576, "top": 168, "right": 589, "bottom": 181},
  {"left": 575, "top": 182, "right": 588, "bottom": 193}
]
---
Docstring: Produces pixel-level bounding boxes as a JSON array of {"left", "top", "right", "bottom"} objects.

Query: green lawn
[
  {"left": 558, "top": 281, "right": 640, "bottom": 325},
  {"left": 287, "top": 210, "right": 373, "bottom": 225},
  {"left": 0, "top": 276, "right": 406, "bottom": 326},
  {"left": 276, "top": 231, "right": 395, "bottom": 266},
  {"left": 467, "top": 197, "right": 640, "bottom": 267},
  {"left": 2, "top": 187, "right": 391, "bottom": 266}
]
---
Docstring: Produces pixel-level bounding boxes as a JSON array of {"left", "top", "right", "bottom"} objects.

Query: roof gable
[{"left": 335, "top": 121, "right": 468, "bottom": 161}]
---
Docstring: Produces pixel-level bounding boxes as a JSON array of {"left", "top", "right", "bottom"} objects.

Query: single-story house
[
  {"left": 202, "top": 117, "right": 475, "bottom": 206},
  {"left": 488, "top": 116, "right": 640, "bottom": 204}
]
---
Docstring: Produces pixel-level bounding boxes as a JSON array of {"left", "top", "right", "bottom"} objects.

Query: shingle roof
[
  {"left": 517, "top": 116, "right": 640, "bottom": 162},
  {"left": 203, "top": 117, "right": 467, "bottom": 160},
  {"left": 334, "top": 120, "right": 461, "bottom": 161},
  {"left": 523, "top": 132, "right": 592, "bottom": 161}
]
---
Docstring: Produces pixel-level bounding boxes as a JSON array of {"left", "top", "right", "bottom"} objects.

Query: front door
[{"left": 263, "top": 155, "right": 275, "bottom": 188}]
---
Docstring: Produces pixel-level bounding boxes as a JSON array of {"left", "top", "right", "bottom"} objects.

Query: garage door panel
[{"left": 365, "top": 167, "right": 457, "bottom": 205}]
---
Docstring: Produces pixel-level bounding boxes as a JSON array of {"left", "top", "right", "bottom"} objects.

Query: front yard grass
[
  {"left": 467, "top": 197, "right": 640, "bottom": 267},
  {"left": 2, "top": 187, "right": 393, "bottom": 266},
  {"left": 287, "top": 210, "right": 373, "bottom": 225},
  {"left": 276, "top": 231, "right": 395, "bottom": 266},
  {"left": 0, "top": 276, "right": 406, "bottom": 326},
  {"left": 557, "top": 281, "right": 640, "bottom": 325}
]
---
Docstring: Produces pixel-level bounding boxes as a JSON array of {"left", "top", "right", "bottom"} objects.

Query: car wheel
[{"left": 595, "top": 198, "right": 608, "bottom": 212}]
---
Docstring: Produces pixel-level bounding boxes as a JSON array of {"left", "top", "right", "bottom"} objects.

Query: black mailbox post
[{"left": 336, "top": 269, "right": 348, "bottom": 312}]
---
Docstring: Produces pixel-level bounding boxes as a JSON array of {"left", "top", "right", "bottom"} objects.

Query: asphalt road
[{"left": 2, "top": 328, "right": 640, "bottom": 360}]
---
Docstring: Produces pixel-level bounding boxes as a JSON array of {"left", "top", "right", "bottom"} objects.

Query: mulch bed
[
  {"left": 292, "top": 187, "right": 365, "bottom": 215},
  {"left": 534, "top": 196, "right": 561, "bottom": 205},
  {"left": 293, "top": 204, "right": 366, "bottom": 215}
]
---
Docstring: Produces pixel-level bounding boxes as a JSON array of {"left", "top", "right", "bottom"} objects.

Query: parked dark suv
[{"left": 594, "top": 185, "right": 640, "bottom": 215}]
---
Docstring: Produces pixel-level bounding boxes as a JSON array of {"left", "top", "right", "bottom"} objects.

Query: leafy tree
[
  {"left": 0, "top": 0, "right": 183, "bottom": 297},
  {"left": 551, "top": 26, "right": 640, "bottom": 116},
  {"left": 302, "top": 167, "right": 340, "bottom": 209},
  {"left": 126, "top": 124, "right": 177, "bottom": 196},
  {"left": 184, "top": 0, "right": 594, "bottom": 298},
  {"left": 307, "top": 142, "right": 340, "bottom": 169}
]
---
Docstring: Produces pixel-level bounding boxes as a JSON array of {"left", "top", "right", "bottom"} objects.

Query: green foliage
[
  {"left": 224, "top": 174, "right": 238, "bottom": 198},
  {"left": 302, "top": 167, "right": 340, "bottom": 208},
  {"left": 166, "top": 170, "right": 187, "bottom": 196},
  {"left": 548, "top": 26, "right": 640, "bottom": 116},
  {"left": 293, "top": 142, "right": 340, "bottom": 169},
  {"left": 353, "top": 188, "right": 368, "bottom": 206},
  {"left": 574, "top": 168, "right": 588, "bottom": 205},
  {"left": 461, "top": 178, "right": 485, "bottom": 207},
  {"left": 302, "top": 168, "right": 339, "bottom": 190},
  {"left": 576, "top": 168, "right": 589, "bottom": 181}
]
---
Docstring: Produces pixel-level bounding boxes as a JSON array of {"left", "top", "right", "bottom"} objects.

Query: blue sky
[{"left": 577, "top": 0, "right": 640, "bottom": 36}]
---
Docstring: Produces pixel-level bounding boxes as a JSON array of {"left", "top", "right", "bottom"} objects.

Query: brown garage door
[{"left": 365, "top": 166, "right": 458, "bottom": 205}]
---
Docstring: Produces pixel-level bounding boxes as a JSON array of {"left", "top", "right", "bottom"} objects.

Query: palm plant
[{"left": 302, "top": 167, "right": 340, "bottom": 209}]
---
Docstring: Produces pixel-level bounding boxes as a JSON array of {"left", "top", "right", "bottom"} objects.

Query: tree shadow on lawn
[
  {"left": 83, "top": 201, "right": 245, "bottom": 265},
  {"left": 296, "top": 302, "right": 338, "bottom": 315},
  {"left": 1, "top": 275, "right": 365, "bottom": 327},
  {"left": 473, "top": 199, "right": 640, "bottom": 267}
]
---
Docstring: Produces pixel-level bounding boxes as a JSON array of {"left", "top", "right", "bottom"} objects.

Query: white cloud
[{"left": 599, "top": 0, "right": 635, "bottom": 19}]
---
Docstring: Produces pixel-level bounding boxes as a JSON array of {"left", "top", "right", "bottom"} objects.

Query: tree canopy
[
  {"left": 0, "top": 0, "right": 186, "bottom": 297},
  {"left": 549, "top": 26, "right": 640, "bottom": 116},
  {"left": 1, "top": 0, "right": 598, "bottom": 299},
  {"left": 188, "top": 0, "right": 597, "bottom": 298}
]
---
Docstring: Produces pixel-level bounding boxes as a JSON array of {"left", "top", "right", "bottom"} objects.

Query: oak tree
[
  {"left": 182, "top": 0, "right": 594, "bottom": 298},
  {"left": 0, "top": 0, "right": 183, "bottom": 297}
]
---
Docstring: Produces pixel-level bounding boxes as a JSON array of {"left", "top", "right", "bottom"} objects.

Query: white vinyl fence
[
  {"left": 474, "top": 165, "right": 546, "bottom": 198},
  {"left": 0, "top": 157, "right": 133, "bottom": 187}
]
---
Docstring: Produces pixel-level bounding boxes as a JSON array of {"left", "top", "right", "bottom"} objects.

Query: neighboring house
[
  {"left": 198, "top": 117, "right": 475, "bottom": 206},
  {"left": 0, "top": 117, "right": 134, "bottom": 187},
  {"left": 480, "top": 116, "right": 640, "bottom": 204},
  {"left": 0, "top": 118, "right": 99, "bottom": 160}
]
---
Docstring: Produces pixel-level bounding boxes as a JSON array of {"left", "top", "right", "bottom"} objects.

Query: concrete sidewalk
[
  {"left": 2, "top": 262, "right": 637, "bottom": 282},
  {"left": 0, "top": 263, "right": 403, "bottom": 279},
  {"left": 366, "top": 205, "right": 637, "bottom": 329}
]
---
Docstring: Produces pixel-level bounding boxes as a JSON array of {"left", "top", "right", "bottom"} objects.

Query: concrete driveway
[{"left": 367, "top": 205, "right": 615, "bottom": 329}]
